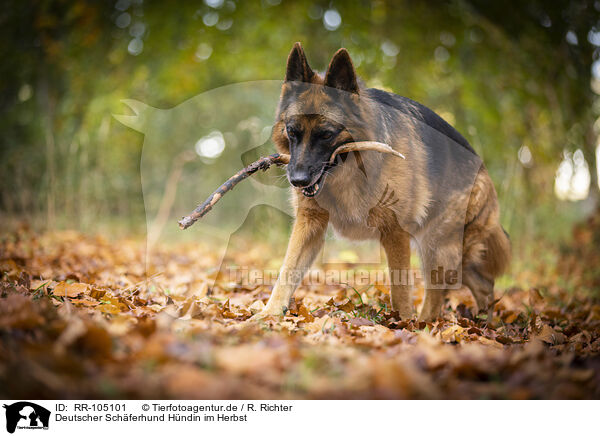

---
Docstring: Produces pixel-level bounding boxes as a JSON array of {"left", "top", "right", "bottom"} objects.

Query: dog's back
[{"left": 366, "top": 87, "right": 474, "bottom": 154}]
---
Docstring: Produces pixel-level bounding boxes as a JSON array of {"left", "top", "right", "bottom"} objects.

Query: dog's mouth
[{"left": 301, "top": 163, "right": 332, "bottom": 198}]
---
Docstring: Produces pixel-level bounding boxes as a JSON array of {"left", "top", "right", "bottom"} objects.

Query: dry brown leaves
[{"left": 1, "top": 229, "right": 599, "bottom": 399}]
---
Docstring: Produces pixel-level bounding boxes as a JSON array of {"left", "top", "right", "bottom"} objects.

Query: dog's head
[{"left": 273, "top": 43, "right": 366, "bottom": 197}]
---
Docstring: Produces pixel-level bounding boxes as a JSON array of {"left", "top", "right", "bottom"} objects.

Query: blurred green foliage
[{"left": 1, "top": 0, "right": 599, "bottom": 252}]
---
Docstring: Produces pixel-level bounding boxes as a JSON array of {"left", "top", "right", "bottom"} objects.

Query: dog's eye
[
  {"left": 321, "top": 131, "right": 333, "bottom": 140},
  {"left": 287, "top": 129, "right": 297, "bottom": 139}
]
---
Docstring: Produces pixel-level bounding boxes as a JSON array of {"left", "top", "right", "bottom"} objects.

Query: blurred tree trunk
[
  {"left": 585, "top": 122, "right": 599, "bottom": 202},
  {"left": 38, "top": 71, "right": 56, "bottom": 229}
]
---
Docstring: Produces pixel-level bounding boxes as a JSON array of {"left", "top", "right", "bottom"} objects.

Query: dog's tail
[{"left": 485, "top": 225, "right": 511, "bottom": 277}]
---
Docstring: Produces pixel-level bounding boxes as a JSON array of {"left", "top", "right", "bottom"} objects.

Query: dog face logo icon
[{"left": 3, "top": 402, "right": 50, "bottom": 433}]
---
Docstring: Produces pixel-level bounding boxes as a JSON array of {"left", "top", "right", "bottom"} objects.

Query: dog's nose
[{"left": 289, "top": 170, "right": 312, "bottom": 187}]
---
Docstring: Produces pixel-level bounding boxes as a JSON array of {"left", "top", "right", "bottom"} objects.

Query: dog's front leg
[
  {"left": 259, "top": 206, "right": 329, "bottom": 317},
  {"left": 380, "top": 226, "right": 413, "bottom": 319}
]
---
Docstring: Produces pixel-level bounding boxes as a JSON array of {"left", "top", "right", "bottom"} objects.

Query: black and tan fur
[{"left": 257, "top": 43, "right": 510, "bottom": 321}]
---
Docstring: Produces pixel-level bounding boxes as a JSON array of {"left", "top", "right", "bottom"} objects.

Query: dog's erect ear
[
  {"left": 285, "top": 42, "right": 314, "bottom": 82},
  {"left": 325, "top": 48, "right": 359, "bottom": 94}
]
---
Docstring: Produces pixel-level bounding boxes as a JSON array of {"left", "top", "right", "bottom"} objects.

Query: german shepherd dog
[{"left": 257, "top": 43, "right": 510, "bottom": 321}]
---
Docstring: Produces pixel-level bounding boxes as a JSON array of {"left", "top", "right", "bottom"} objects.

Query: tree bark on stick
[{"left": 178, "top": 153, "right": 290, "bottom": 229}]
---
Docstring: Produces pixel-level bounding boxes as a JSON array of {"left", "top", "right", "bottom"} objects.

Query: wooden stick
[
  {"left": 178, "top": 153, "right": 289, "bottom": 229},
  {"left": 178, "top": 142, "right": 404, "bottom": 230}
]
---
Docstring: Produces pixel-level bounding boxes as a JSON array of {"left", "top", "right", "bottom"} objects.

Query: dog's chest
[{"left": 319, "top": 184, "right": 379, "bottom": 240}]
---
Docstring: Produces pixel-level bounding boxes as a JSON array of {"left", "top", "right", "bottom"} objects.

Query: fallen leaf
[
  {"left": 536, "top": 324, "right": 567, "bottom": 345},
  {"left": 54, "top": 282, "right": 89, "bottom": 298},
  {"left": 350, "top": 317, "right": 374, "bottom": 327},
  {"left": 298, "top": 304, "right": 315, "bottom": 322},
  {"left": 441, "top": 325, "right": 466, "bottom": 342}
]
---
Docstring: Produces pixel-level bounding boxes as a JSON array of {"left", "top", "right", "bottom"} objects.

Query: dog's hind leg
[
  {"left": 380, "top": 227, "right": 413, "bottom": 319},
  {"left": 462, "top": 264, "right": 495, "bottom": 321},
  {"left": 417, "top": 239, "right": 461, "bottom": 322},
  {"left": 419, "top": 289, "right": 448, "bottom": 322},
  {"left": 461, "top": 211, "right": 509, "bottom": 323}
]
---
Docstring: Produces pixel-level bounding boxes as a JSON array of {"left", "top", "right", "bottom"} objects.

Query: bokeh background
[{"left": 1, "top": 0, "right": 600, "bottom": 292}]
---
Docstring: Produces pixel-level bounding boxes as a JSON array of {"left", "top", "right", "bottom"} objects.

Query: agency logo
[{"left": 3, "top": 402, "right": 50, "bottom": 434}]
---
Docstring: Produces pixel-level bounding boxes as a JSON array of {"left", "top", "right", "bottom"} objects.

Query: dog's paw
[
  {"left": 245, "top": 305, "right": 286, "bottom": 323},
  {"left": 249, "top": 309, "right": 283, "bottom": 321}
]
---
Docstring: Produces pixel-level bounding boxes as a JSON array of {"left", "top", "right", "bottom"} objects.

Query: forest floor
[{"left": 1, "top": 226, "right": 600, "bottom": 399}]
